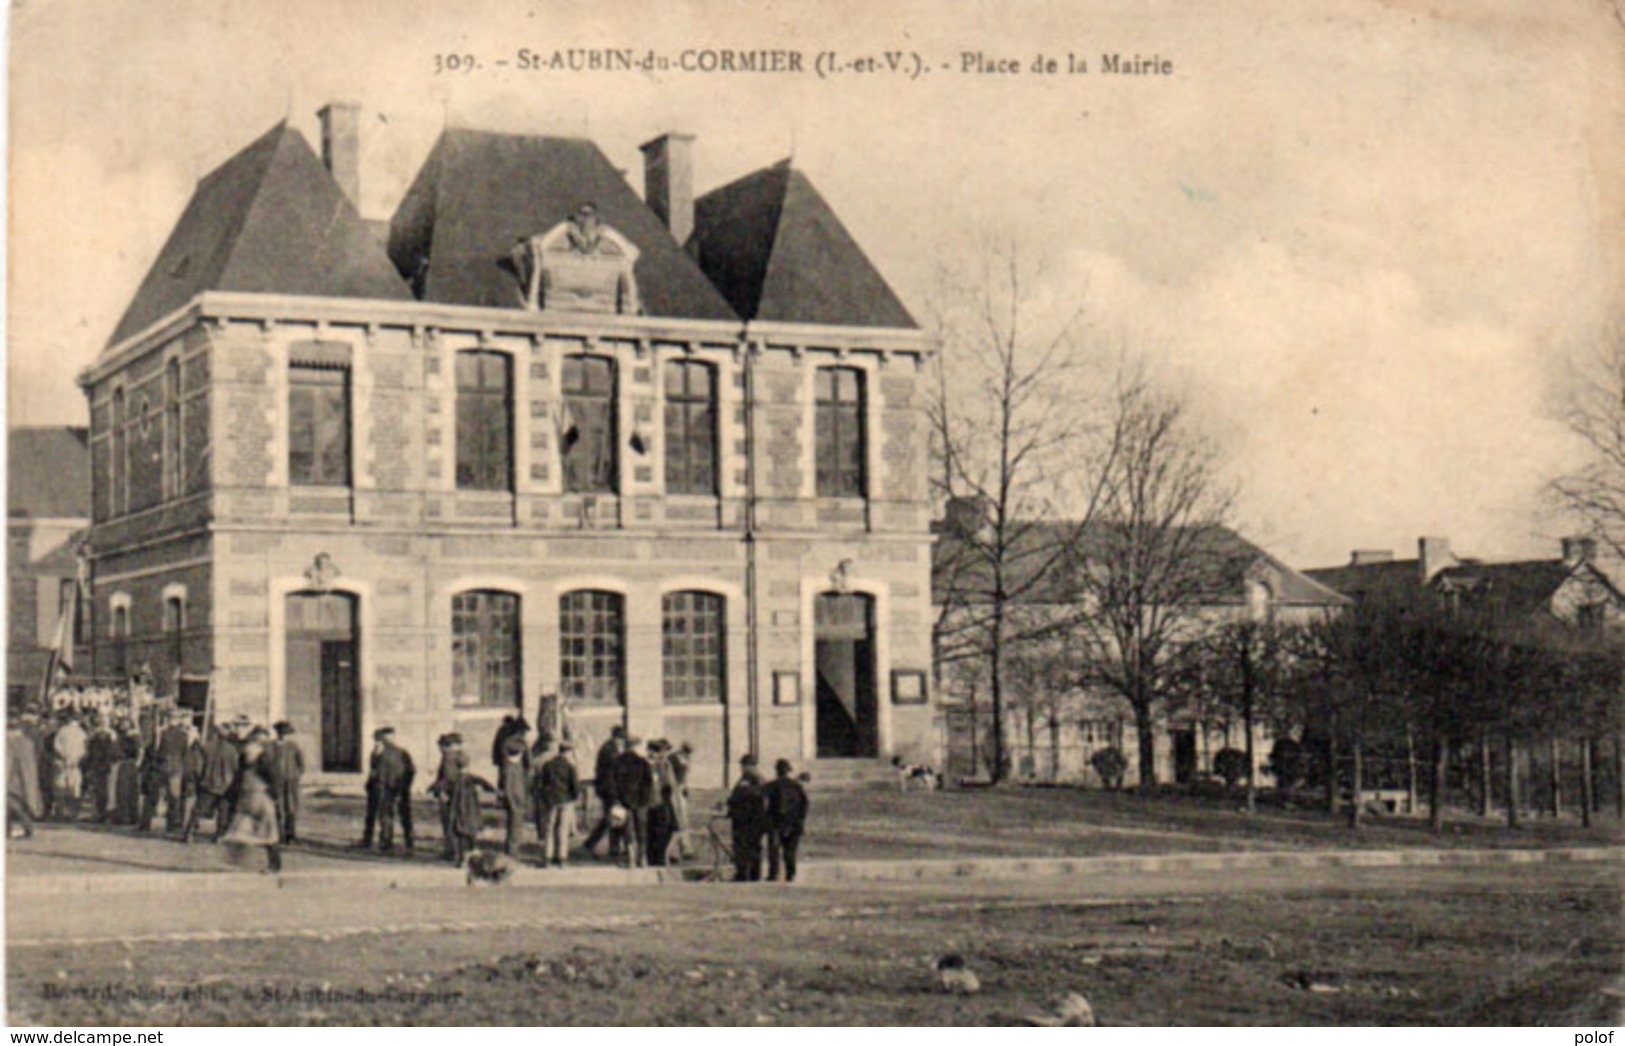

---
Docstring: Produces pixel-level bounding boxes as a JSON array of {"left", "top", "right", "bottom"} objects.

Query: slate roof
[
  {"left": 8, "top": 427, "right": 90, "bottom": 519},
  {"left": 1303, "top": 559, "right": 1426, "bottom": 605},
  {"left": 107, "top": 124, "right": 412, "bottom": 349},
  {"left": 933, "top": 520, "right": 1347, "bottom": 608},
  {"left": 388, "top": 129, "right": 737, "bottom": 320},
  {"left": 1433, "top": 559, "right": 1596, "bottom": 620},
  {"left": 690, "top": 161, "right": 917, "bottom": 328}
]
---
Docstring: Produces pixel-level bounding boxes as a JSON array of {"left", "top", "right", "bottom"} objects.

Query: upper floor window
[
  {"left": 111, "top": 388, "right": 127, "bottom": 516},
  {"left": 664, "top": 360, "right": 717, "bottom": 495},
  {"left": 452, "top": 590, "right": 521, "bottom": 707},
  {"left": 662, "top": 591, "right": 725, "bottom": 704},
  {"left": 559, "top": 589, "right": 624, "bottom": 705},
  {"left": 1577, "top": 602, "right": 1607, "bottom": 633},
  {"left": 561, "top": 355, "right": 617, "bottom": 493},
  {"left": 816, "top": 366, "right": 866, "bottom": 497},
  {"left": 289, "top": 364, "right": 351, "bottom": 487},
  {"left": 164, "top": 360, "right": 183, "bottom": 499},
  {"left": 163, "top": 594, "right": 186, "bottom": 633},
  {"left": 456, "top": 351, "right": 513, "bottom": 491}
]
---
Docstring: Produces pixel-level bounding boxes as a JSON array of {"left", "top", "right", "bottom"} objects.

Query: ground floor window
[
  {"left": 662, "top": 591, "right": 725, "bottom": 704},
  {"left": 452, "top": 590, "right": 521, "bottom": 707},
  {"left": 560, "top": 590, "right": 624, "bottom": 705}
]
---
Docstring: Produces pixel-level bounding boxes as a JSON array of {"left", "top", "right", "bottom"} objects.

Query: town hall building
[{"left": 78, "top": 103, "right": 937, "bottom": 787}]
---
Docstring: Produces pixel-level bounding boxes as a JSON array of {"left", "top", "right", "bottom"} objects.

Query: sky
[{"left": 7, "top": 0, "right": 1622, "bottom": 568}]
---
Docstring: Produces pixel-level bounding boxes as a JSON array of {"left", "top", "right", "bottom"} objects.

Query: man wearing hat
[
  {"left": 183, "top": 722, "right": 239, "bottom": 844},
  {"left": 582, "top": 725, "right": 626, "bottom": 859},
  {"left": 361, "top": 727, "right": 415, "bottom": 853},
  {"left": 430, "top": 734, "right": 463, "bottom": 859},
  {"left": 532, "top": 739, "right": 580, "bottom": 866},
  {"left": 497, "top": 732, "right": 531, "bottom": 856},
  {"left": 725, "top": 754, "right": 768, "bottom": 882},
  {"left": 267, "top": 722, "right": 305, "bottom": 844},
  {"left": 612, "top": 736, "right": 655, "bottom": 868},
  {"left": 764, "top": 758, "right": 810, "bottom": 883}
]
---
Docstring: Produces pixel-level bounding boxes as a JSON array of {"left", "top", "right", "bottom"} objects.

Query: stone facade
[{"left": 82, "top": 301, "right": 935, "bottom": 787}]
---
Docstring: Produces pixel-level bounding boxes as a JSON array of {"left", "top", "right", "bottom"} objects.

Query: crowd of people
[
  {"left": 5, "top": 701, "right": 812, "bottom": 883},
  {"left": 5, "top": 704, "right": 303, "bottom": 872}
]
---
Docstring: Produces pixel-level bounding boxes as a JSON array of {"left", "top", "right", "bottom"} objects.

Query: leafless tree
[
  {"left": 1553, "top": 323, "right": 1625, "bottom": 556},
  {"left": 929, "top": 246, "right": 1112, "bottom": 784},
  {"left": 1067, "top": 374, "right": 1235, "bottom": 790}
]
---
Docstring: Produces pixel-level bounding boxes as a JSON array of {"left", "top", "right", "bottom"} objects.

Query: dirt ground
[{"left": 9, "top": 864, "right": 1619, "bottom": 1026}]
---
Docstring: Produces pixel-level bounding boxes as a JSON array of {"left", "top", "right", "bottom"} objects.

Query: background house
[
  {"left": 932, "top": 507, "right": 1349, "bottom": 787},
  {"left": 7, "top": 426, "right": 90, "bottom": 708}
]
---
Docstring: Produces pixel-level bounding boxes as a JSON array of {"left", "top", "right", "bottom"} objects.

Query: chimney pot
[
  {"left": 1349, "top": 549, "right": 1394, "bottom": 566},
  {"left": 1562, "top": 536, "right": 1597, "bottom": 567},
  {"left": 1419, "top": 536, "right": 1456, "bottom": 582},
  {"left": 640, "top": 132, "right": 696, "bottom": 246},
  {"left": 318, "top": 101, "right": 362, "bottom": 212}
]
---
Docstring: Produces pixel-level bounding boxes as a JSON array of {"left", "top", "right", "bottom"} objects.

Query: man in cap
[
  {"left": 431, "top": 733, "right": 463, "bottom": 858},
  {"left": 267, "top": 722, "right": 305, "bottom": 844},
  {"left": 532, "top": 739, "right": 580, "bottom": 867},
  {"left": 725, "top": 754, "right": 768, "bottom": 882},
  {"left": 612, "top": 736, "right": 655, "bottom": 868},
  {"left": 582, "top": 725, "right": 627, "bottom": 859},
  {"left": 183, "top": 722, "right": 239, "bottom": 844},
  {"left": 765, "top": 758, "right": 810, "bottom": 883},
  {"left": 497, "top": 732, "right": 531, "bottom": 856},
  {"left": 156, "top": 711, "right": 195, "bottom": 833},
  {"left": 362, "top": 727, "right": 415, "bottom": 853}
]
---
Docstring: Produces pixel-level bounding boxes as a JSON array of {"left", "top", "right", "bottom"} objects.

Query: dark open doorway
[
  {"left": 285, "top": 591, "right": 360, "bottom": 772},
  {"left": 814, "top": 592, "right": 878, "bottom": 759}
]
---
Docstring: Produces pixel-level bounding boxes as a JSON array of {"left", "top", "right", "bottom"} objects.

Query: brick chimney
[
  {"left": 318, "top": 101, "right": 362, "bottom": 211},
  {"left": 1562, "top": 536, "right": 1597, "bottom": 567},
  {"left": 1349, "top": 549, "right": 1394, "bottom": 566},
  {"left": 1418, "top": 536, "right": 1457, "bottom": 582},
  {"left": 640, "top": 132, "right": 696, "bottom": 245}
]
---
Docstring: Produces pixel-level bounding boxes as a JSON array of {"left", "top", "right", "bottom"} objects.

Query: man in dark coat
[
  {"left": 532, "top": 740, "right": 579, "bottom": 867},
  {"left": 363, "top": 727, "right": 415, "bottom": 852},
  {"left": 267, "top": 722, "right": 305, "bottom": 844},
  {"left": 490, "top": 715, "right": 530, "bottom": 773},
  {"left": 725, "top": 754, "right": 768, "bottom": 882},
  {"left": 581, "top": 726, "right": 626, "bottom": 859},
  {"left": 84, "top": 716, "right": 119, "bottom": 823},
  {"left": 183, "top": 724, "right": 239, "bottom": 843},
  {"left": 764, "top": 758, "right": 810, "bottom": 883},
  {"left": 612, "top": 737, "right": 655, "bottom": 868}
]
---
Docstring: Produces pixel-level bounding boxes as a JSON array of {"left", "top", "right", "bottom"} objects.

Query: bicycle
[{"left": 664, "top": 811, "right": 733, "bottom": 881}]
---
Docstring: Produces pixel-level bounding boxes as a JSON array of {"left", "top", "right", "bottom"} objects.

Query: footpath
[{"left": 6, "top": 822, "right": 1619, "bottom": 897}]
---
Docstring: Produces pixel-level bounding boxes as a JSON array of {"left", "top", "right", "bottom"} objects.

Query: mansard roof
[
  {"left": 106, "top": 124, "right": 412, "bottom": 349},
  {"left": 387, "top": 129, "right": 737, "bottom": 321},
  {"left": 690, "top": 160, "right": 917, "bottom": 329}
]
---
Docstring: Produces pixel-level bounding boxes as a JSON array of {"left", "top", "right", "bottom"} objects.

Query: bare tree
[
  {"left": 929, "top": 247, "right": 1110, "bottom": 785},
  {"left": 1067, "top": 374, "right": 1234, "bottom": 790},
  {"left": 1554, "top": 323, "right": 1625, "bottom": 556}
]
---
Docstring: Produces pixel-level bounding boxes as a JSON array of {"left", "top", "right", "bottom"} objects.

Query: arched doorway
[
  {"left": 814, "top": 592, "right": 878, "bottom": 758},
  {"left": 284, "top": 591, "right": 361, "bottom": 772}
]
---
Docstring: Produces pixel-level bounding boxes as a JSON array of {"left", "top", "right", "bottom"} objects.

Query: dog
[
  {"left": 892, "top": 756, "right": 942, "bottom": 793},
  {"left": 934, "top": 954, "right": 980, "bottom": 994},
  {"left": 465, "top": 850, "right": 513, "bottom": 886}
]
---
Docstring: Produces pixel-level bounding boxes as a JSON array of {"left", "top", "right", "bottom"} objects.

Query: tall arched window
[
  {"left": 164, "top": 360, "right": 182, "bottom": 499},
  {"left": 452, "top": 590, "right": 522, "bottom": 707},
  {"left": 456, "top": 350, "right": 513, "bottom": 491},
  {"left": 111, "top": 388, "right": 127, "bottom": 516},
  {"left": 662, "top": 591, "right": 725, "bottom": 704},
  {"left": 664, "top": 359, "right": 717, "bottom": 495},
  {"left": 815, "top": 366, "right": 866, "bottom": 497},
  {"left": 561, "top": 355, "right": 617, "bottom": 493},
  {"left": 559, "top": 590, "right": 624, "bottom": 704}
]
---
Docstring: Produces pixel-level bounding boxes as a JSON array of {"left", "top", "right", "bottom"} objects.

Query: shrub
[
  {"left": 1268, "top": 737, "right": 1308, "bottom": 790},
  {"left": 1089, "top": 747, "right": 1129, "bottom": 791},
  {"left": 1212, "top": 747, "right": 1250, "bottom": 789}
]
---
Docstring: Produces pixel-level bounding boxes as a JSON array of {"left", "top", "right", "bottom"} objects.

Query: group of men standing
[
  {"left": 5, "top": 706, "right": 305, "bottom": 873},
  {"left": 725, "top": 755, "right": 810, "bottom": 883}
]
